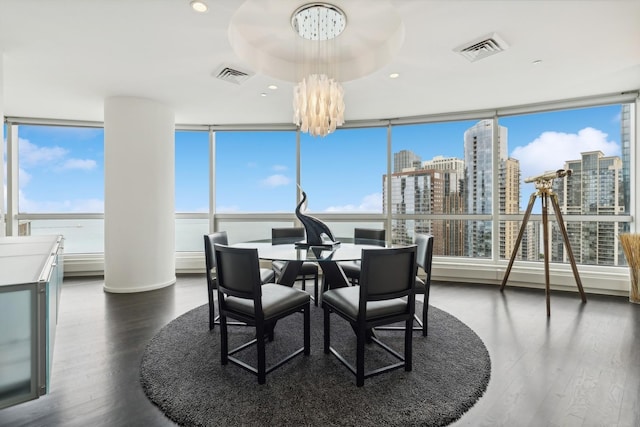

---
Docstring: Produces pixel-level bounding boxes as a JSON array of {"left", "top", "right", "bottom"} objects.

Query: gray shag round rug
[{"left": 140, "top": 302, "right": 490, "bottom": 426}]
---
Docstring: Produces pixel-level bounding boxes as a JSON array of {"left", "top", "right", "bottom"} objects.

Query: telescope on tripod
[
  {"left": 500, "top": 168, "right": 587, "bottom": 316},
  {"left": 524, "top": 168, "right": 572, "bottom": 184}
]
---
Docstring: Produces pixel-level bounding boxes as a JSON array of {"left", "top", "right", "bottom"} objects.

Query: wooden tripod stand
[{"left": 500, "top": 173, "right": 587, "bottom": 316}]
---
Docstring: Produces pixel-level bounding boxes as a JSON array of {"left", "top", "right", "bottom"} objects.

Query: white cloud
[
  {"left": 59, "top": 158, "right": 97, "bottom": 171},
  {"left": 18, "top": 138, "right": 99, "bottom": 173},
  {"left": 325, "top": 193, "right": 382, "bottom": 213},
  {"left": 260, "top": 174, "right": 290, "bottom": 188},
  {"left": 18, "top": 191, "right": 104, "bottom": 213},
  {"left": 18, "top": 168, "right": 32, "bottom": 187},
  {"left": 272, "top": 164, "right": 288, "bottom": 171},
  {"left": 511, "top": 127, "right": 620, "bottom": 182},
  {"left": 19, "top": 138, "right": 68, "bottom": 166}
]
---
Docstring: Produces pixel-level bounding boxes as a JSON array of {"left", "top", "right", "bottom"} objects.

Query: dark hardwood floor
[{"left": 1, "top": 275, "right": 638, "bottom": 427}]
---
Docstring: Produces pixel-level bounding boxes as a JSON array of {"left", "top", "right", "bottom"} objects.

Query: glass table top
[{"left": 232, "top": 242, "right": 387, "bottom": 262}]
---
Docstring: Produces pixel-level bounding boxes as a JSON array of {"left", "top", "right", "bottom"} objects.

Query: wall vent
[
  {"left": 454, "top": 33, "right": 509, "bottom": 62},
  {"left": 213, "top": 65, "right": 254, "bottom": 84}
]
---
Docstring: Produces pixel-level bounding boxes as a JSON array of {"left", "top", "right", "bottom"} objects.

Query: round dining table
[{"left": 231, "top": 241, "right": 387, "bottom": 290}]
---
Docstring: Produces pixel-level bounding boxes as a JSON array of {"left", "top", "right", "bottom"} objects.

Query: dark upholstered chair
[
  {"left": 204, "top": 232, "right": 275, "bottom": 330},
  {"left": 338, "top": 228, "right": 386, "bottom": 286},
  {"left": 271, "top": 227, "right": 320, "bottom": 305},
  {"left": 214, "top": 243, "right": 310, "bottom": 384},
  {"left": 413, "top": 233, "right": 433, "bottom": 336},
  {"left": 322, "top": 245, "right": 417, "bottom": 386},
  {"left": 377, "top": 233, "right": 433, "bottom": 336}
]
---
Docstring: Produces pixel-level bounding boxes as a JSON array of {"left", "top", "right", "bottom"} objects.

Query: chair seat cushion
[
  {"left": 226, "top": 284, "right": 309, "bottom": 319},
  {"left": 299, "top": 262, "right": 318, "bottom": 275},
  {"left": 337, "top": 260, "right": 360, "bottom": 279},
  {"left": 260, "top": 268, "right": 276, "bottom": 284},
  {"left": 323, "top": 286, "right": 408, "bottom": 321},
  {"left": 272, "top": 260, "right": 318, "bottom": 276}
]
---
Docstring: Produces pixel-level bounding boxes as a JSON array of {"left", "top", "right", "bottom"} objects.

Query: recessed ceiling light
[
  {"left": 260, "top": 93, "right": 267, "bottom": 97},
  {"left": 190, "top": 1, "right": 208, "bottom": 13},
  {"left": 389, "top": 73, "right": 400, "bottom": 79},
  {"left": 532, "top": 59, "right": 542, "bottom": 65},
  {"left": 268, "top": 85, "right": 278, "bottom": 90}
]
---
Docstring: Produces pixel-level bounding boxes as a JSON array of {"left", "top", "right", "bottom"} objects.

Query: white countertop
[{"left": 0, "top": 235, "right": 62, "bottom": 287}]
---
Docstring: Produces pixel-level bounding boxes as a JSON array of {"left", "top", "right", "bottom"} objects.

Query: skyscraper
[
  {"left": 463, "top": 119, "right": 517, "bottom": 258},
  {"left": 384, "top": 154, "right": 464, "bottom": 254},
  {"left": 394, "top": 150, "right": 422, "bottom": 173},
  {"left": 621, "top": 104, "right": 632, "bottom": 216},
  {"left": 500, "top": 157, "right": 521, "bottom": 260},
  {"left": 553, "top": 151, "right": 624, "bottom": 265}
]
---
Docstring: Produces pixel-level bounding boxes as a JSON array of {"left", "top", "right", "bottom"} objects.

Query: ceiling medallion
[{"left": 291, "top": 3, "right": 346, "bottom": 41}]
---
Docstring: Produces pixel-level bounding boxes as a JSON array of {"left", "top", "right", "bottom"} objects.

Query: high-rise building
[
  {"left": 621, "top": 104, "right": 632, "bottom": 216},
  {"left": 553, "top": 151, "right": 624, "bottom": 265},
  {"left": 500, "top": 157, "right": 521, "bottom": 260},
  {"left": 384, "top": 154, "right": 464, "bottom": 254},
  {"left": 423, "top": 155, "right": 465, "bottom": 177},
  {"left": 394, "top": 150, "right": 422, "bottom": 173},
  {"left": 463, "top": 119, "right": 517, "bottom": 258}
]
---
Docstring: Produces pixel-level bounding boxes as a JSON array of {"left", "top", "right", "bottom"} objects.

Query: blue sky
[{"left": 5, "top": 104, "right": 623, "bottom": 213}]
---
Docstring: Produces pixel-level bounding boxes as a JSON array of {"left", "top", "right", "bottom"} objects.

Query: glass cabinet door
[{"left": 0, "top": 287, "right": 37, "bottom": 409}]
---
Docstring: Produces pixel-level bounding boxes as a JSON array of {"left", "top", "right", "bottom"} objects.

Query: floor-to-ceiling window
[
  {"left": 3, "top": 95, "right": 636, "bottom": 292},
  {"left": 175, "top": 130, "right": 209, "bottom": 252},
  {"left": 214, "top": 130, "right": 297, "bottom": 242},
  {"left": 498, "top": 103, "right": 632, "bottom": 266},
  {"left": 14, "top": 124, "right": 104, "bottom": 253},
  {"left": 389, "top": 119, "right": 494, "bottom": 258},
  {"left": 300, "top": 126, "right": 387, "bottom": 239}
]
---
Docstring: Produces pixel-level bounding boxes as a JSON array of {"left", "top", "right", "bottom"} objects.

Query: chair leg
[
  {"left": 405, "top": 318, "right": 413, "bottom": 372},
  {"left": 323, "top": 306, "right": 331, "bottom": 354},
  {"left": 304, "top": 303, "right": 310, "bottom": 355},
  {"left": 422, "top": 300, "right": 429, "bottom": 336},
  {"left": 423, "top": 287, "right": 430, "bottom": 336},
  {"left": 356, "top": 327, "right": 366, "bottom": 387},
  {"left": 257, "top": 323, "right": 266, "bottom": 385},
  {"left": 208, "top": 289, "right": 215, "bottom": 330},
  {"left": 313, "top": 274, "right": 319, "bottom": 306},
  {"left": 209, "top": 304, "right": 215, "bottom": 331},
  {"left": 220, "top": 315, "right": 228, "bottom": 365},
  {"left": 301, "top": 275, "right": 306, "bottom": 291}
]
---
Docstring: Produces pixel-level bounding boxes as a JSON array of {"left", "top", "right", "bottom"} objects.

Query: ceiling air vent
[
  {"left": 213, "top": 65, "right": 254, "bottom": 84},
  {"left": 454, "top": 33, "right": 509, "bottom": 62}
]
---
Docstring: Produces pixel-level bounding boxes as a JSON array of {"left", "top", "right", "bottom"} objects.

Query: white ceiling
[{"left": 0, "top": 0, "right": 638, "bottom": 126}]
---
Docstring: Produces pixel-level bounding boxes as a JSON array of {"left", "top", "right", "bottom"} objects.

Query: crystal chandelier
[{"left": 291, "top": 3, "right": 346, "bottom": 137}]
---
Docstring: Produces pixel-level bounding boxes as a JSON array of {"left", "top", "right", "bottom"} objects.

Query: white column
[{"left": 103, "top": 97, "right": 175, "bottom": 293}]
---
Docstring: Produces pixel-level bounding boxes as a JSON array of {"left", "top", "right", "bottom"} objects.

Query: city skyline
[{"left": 4, "top": 104, "right": 624, "bottom": 214}]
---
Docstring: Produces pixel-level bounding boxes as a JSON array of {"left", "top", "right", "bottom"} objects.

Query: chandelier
[{"left": 291, "top": 3, "right": 346, "bottom": 137}]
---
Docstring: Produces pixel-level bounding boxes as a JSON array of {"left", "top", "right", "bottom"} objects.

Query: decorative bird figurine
[{"left": 295, "top": 189, "right": 339, "bottom": 247}]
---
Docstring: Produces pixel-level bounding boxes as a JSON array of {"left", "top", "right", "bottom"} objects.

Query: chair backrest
[
  {"left": 204, "top": 231, "right": 229, "bottom": 287},
  {"left": 214, "top": 243, "right": 262, "bottom": 302},
  {"left": 354, "top": 228, "right": 386, "bottom": 247},
  {"left": 415, "top": 233, "right": 434, "bottom": 283},
  {"left": 272, "top": 227, "right": 305, "bottom": 245},
  {"left": 359, "top": 246, "right": 417, "bottom": 304}
]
